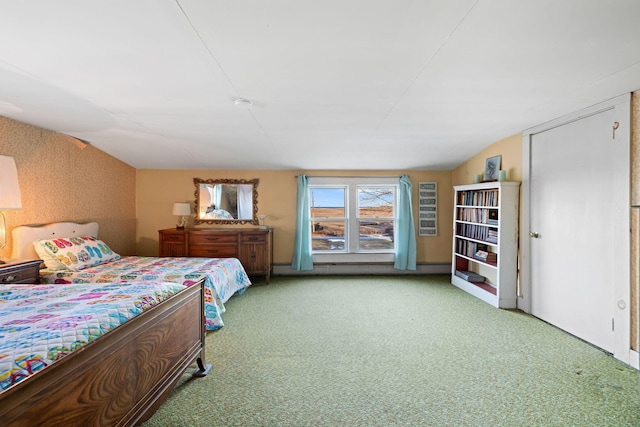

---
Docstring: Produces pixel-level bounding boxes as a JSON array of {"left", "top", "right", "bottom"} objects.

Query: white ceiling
[{"left": 1, "top": 0, "right": 640, "bottom": 170}]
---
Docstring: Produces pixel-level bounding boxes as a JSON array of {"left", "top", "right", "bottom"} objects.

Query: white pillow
[
  {"left": 33, "top": 241, "right": 67, "bottom": 270},
  {"left": 34, "top": 236, "right": 120, "bottom": 271}
]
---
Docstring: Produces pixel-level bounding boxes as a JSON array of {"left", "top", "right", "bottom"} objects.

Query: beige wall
[
  {"left": 451, "top": 133, "right": 522, "bottom": 186},
  {"left": 136, "top": 169, "right": 453, "bottom": 265},
  {"left": 0, "top": 116, "right": 136, "bottom": 258}
]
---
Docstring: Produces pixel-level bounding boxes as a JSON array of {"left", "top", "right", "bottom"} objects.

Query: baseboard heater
[{"left": 273, "top": 263, "right": 451, "bottom": 276}]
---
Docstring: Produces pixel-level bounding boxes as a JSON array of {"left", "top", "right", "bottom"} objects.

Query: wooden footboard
[{"left": 0, "top": 280, "right": 208, "bottom": 427}]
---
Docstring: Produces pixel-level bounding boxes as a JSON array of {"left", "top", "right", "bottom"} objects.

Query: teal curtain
[
  {"left": 291, "top": 174, "right": 314, "bottom": 271},
  {"left": 394, "top": 174, "right": 417, "bottom": 270}
]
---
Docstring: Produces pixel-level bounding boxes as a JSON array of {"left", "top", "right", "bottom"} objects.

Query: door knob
[{"left": 529, "top": 231, "right": 540, "bottom": 238}]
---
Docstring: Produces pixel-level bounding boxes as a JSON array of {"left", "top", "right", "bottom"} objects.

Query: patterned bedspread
[
  {"left": 0, "top": 281, "right": 186, "bottom": 391},
  {"left": 40, "top": 257, "right": 251, "bottom": 330}
]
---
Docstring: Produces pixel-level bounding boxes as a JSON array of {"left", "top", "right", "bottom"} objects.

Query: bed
[
  {"left": 0, "top": 279, "right": 209, "bottom": 426},
  {"left": 11, "top": 222, "right": 251, "bottom": 330},
  {"left": 202, "top": 208, "right": 235, "bottom": 220}
]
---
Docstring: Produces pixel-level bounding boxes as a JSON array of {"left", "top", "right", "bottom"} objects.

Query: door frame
[{"left": 521, "top": 93, "right": 631, "bottom": 364}]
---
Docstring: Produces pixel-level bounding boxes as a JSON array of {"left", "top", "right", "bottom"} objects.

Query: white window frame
[{"left": 309, "top": 176, "right": 398, "bottom": 263}]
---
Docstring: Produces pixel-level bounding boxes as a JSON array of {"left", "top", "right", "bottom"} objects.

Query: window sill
[{"left": 312, "top": 253, "right": 395, "bottom": 263}]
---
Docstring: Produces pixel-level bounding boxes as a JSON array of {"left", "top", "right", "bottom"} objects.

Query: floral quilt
[
  {"left": 39, "top": 256, "right": 251, "bottom": 330},
  {"left": 0, "top": 281, "right": 185, "bottom": 391}
]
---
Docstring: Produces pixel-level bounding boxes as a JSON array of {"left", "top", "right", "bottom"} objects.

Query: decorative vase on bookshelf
[{"left": 451, "top": 181, "right": 520, "bottom": 308}]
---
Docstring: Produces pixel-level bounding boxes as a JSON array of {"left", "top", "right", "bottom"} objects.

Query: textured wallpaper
[{"left": 0, "top": 116, "right": 136, "bottom": 258}]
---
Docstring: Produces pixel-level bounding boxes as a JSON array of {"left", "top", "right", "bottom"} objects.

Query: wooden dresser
[{"left": 159, "top": 228, "right": 273, "bottom": 283}]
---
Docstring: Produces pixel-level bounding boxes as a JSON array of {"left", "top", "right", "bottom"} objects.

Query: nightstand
[{"left": 0, "top": 260, "right": 43, "bottom": 284}]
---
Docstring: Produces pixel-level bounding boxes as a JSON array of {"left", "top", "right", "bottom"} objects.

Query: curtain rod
[{"left": 294, "top": 175, "right": 402, "bottom": 179}]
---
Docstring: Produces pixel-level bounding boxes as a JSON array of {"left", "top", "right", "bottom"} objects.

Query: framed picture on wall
[
  {"left": 484, "top": 155, "right": 501, "bottom": 181},
  {"left": 418, "top": 182, "right": 437, "bottom": 236}
]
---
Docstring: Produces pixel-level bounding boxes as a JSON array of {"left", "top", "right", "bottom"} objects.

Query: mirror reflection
[{"left": 194, "top": 178, "right": 259, "bottom": 225}]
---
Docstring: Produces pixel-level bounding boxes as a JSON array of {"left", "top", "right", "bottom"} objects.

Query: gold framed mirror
[{"left": 194, "top": 178, "right": 259, "bottom": 225}]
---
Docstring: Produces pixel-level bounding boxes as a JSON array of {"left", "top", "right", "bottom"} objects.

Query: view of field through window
[{"left": 310, "top": 186, "right": 395, "bottom": 251}]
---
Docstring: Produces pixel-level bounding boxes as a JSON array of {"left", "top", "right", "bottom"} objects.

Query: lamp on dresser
[
  {"left": 172, "top": 202, "right": 191, "bottom": 230},
  {"left": 0, "top": 155, "right": 22, "bottom": 263}
]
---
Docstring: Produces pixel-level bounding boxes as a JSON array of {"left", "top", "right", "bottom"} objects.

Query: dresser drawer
[
  {"left": 189, "top": 245, "right": 238, "bottom": 258},
  {"left": 241, "top": 233, "right": 266, "bottom": 244},
  {"left": 189, "top": 233, "right": 237, "bottom": 245},
  {"left": 162, "top": 233, "right": 185, "bottom": 243}
]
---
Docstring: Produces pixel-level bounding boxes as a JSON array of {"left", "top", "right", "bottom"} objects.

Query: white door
[{"left": 526, "top": 97, "right": 630, "bottom": 357}]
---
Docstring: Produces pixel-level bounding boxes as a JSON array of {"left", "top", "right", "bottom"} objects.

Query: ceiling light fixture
[{"left": 234, "top": 98, "right": 253, "bottom": 109}]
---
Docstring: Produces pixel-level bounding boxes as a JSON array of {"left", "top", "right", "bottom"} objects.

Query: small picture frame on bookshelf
[
  {"left": 484, "top": 155, "right": 501, "bottom": 181},
  {"left": 418, "top": 182, "right": 437, "bottom": 236}
]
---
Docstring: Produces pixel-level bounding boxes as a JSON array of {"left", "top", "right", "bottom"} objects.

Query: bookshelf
[{"left": 451, "top": 181, "right": 520, "bottom": 308}]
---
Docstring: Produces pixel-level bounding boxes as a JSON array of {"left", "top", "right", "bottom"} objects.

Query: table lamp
[
  {"left": 0, "top": 156, "right": 22, "bottom": 263},
  {"left": 172, "top": 203, "right": 191, "bottom": 229}
]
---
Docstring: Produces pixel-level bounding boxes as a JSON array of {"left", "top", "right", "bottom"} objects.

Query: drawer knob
[{"left": 2, "top": 275, "right": 16, "bottom": 282}]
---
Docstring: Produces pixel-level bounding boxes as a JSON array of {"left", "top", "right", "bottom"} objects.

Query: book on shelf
[
  {"left": 457, "top": 207, "right": 499, "bottom": 224},
  {"left": 458, "top": 189, "right": 499, "bottom": 207},
  {"left": 486, "top": 229, "right": 498, "bottom": 243},
  {"left": 474, "top": 250, "right": 497, "bottom": 263},
  {"left": 456, "top": 240, "right": 492, "bottom": 258},
  {"left": 456, "top": 222, "right": 498, "bottom": 242},
  {"left": 454, "top": 270, "right": 485, "bottom": 282},
  {"left": 484, "top": 279, "right": 497, "bottom": 289}
]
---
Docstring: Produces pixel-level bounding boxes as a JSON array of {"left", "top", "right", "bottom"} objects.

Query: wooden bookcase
[{"left": 451, "top": 181, "right": 520, "bottom": 308}]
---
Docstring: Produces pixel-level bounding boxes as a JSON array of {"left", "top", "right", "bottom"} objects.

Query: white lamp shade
[
  {"left": 172, "top": 203, "right": 191, "bottom": 216},
  {"left": 0, "top": 156, "right": 22, "bottom": 210}
]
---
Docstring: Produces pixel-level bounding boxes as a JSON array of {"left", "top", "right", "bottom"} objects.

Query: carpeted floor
[{"left": 142, "top": 275, "right": 640, "bottom": 427}]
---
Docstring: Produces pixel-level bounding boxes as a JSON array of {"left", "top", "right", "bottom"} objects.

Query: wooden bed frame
[{"left": 0, "top": 275, "right": 210, "bottom": 426}]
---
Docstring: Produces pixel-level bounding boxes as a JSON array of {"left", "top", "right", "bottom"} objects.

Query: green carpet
[{"left": 143, "top": 275, "right": 640, "bottom": 427}]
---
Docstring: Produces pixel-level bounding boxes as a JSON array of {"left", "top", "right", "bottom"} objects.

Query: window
[
  {"left": 310, "top": 186, "right": 347, "bottom": 251},
  {"left": 357, "top": 186, "right": 395, "bottom": 251},
  {"left": 309, "top": 177, "right": 398, "bottom": 262}
]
